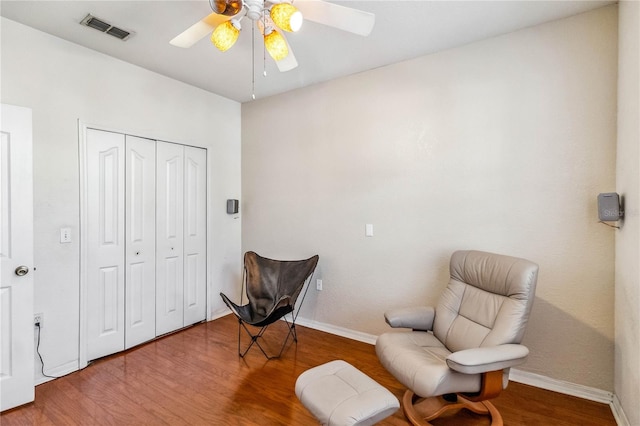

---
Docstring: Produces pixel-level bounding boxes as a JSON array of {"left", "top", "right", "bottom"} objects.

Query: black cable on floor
[{"left": 35, "top": 323, "right": 59, "bottom": 379}]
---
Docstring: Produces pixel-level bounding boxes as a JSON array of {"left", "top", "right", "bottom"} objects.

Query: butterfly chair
[
  {"left": 376, "top": 250, "right": 538, "bottom": 426},
  {"left": 220, "top": 251, "right": 319, "bottom": 359}
]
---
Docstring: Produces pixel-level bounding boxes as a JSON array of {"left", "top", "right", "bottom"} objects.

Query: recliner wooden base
[{"left": 402, "top": 390, "right": 503, "bottom": 426}]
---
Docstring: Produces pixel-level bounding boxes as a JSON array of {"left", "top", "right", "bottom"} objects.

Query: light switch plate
[{"left": 365, "top": 224, "right": 374, "bottom": 237}]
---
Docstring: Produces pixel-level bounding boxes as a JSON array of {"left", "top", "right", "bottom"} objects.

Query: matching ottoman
[{"left": 295, "top": 360, "right": 399, "bottom": 426}]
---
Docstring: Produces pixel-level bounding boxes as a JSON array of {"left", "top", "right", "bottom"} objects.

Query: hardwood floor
[{"left": 2, "top": 314, "right": 616, "bottom": 425}]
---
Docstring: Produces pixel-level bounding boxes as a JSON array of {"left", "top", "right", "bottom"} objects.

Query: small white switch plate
[
  {"left": 316, "top": 279, "right": 323, "bottom": 291},
  {"left": 60, "top": 227, "right": 71, "bottom": 243},
  {"left": 365, "top": 224, "right": 374, "bottom": 237}
]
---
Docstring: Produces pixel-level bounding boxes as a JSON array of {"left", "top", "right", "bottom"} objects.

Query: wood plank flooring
[{"left": 2, "top": 314, "right": 617, "bottom": 425}]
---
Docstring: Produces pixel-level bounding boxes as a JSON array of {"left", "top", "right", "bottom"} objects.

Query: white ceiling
[{"left": 1, "top": 0, "right": 614, "bottom": 103}]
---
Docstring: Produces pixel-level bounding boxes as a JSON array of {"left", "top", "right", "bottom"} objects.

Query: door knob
[{"left": 15, "top": 266, "right": 29, "bottom": 276}]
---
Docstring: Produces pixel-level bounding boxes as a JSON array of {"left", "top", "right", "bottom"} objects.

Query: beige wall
[
  {"left": 242, "top": 6, "right": 618, "bottom": 391},
  {"left": 1, "top": 18, "right": 242, "bottom": 381},
  {"left": 615, "top": 1, "right": 640, "bottom": 424}
]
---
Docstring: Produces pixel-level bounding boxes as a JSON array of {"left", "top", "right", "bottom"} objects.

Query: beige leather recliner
[{"left": 376, "top": 250, "right": 538, "bottom": 425}]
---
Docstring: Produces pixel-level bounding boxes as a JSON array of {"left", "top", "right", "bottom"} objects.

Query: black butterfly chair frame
[{"left": 220, "top": 251, "right": 319, "bottom": 359}]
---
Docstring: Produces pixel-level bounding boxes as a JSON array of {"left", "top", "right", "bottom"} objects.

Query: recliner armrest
[
  {"left": 384, "top": 306, "right": 435, "bottom": 331},
  {"left": 446, "top": 344, "right": 529, "bottom": 375}
]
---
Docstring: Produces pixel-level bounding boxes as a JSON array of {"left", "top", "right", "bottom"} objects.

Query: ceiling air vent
[{"left": 80, "top": 14, "right": 133, "bottom": 41}]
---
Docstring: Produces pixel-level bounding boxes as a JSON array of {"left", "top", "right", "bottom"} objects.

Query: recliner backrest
[{"left": 433, "top": 250, "right": 538, "bottom": 353}]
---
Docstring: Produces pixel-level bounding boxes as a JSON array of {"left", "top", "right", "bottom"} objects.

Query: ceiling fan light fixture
[
  {"left": 211, "top": 0, "right": 243, "bottom": 17},
  {"left": 270, "top": 3, "right": 303, "bottom": 32},
  {"left": 264, "top": 29, "right": 289, "bottom": 61},
  {"left": 211, "top": 20, "right": 241, "bottom": 52}
]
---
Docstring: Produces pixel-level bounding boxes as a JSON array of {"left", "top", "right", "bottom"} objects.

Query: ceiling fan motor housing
[{"left": 244, "top": 0, "right": 265, "bottom": 20}]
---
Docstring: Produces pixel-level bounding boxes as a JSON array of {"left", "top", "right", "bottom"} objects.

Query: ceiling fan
[{"left": 170, "top": 0, "right": 375, "bottom": 73}]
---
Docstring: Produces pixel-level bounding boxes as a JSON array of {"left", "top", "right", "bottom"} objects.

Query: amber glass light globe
[
  {"left": 270, "top": 3, "right": 303, "bottom": 32},
  {"left": 211, "top": 21, "right": 240, "bottom": 52},
  {"left": 264, "top": 30, "right": 289, "bottom": 61}
]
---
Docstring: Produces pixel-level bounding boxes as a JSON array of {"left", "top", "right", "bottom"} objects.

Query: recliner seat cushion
[{"left": 375, "top": 331, "right": 481, "bottom": 397}]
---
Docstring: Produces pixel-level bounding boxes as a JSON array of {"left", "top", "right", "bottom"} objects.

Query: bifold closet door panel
[
  {"left": 183, "top": 146, "right": 207, "bottom": 326},
  {"left": 86, "top": 129, "right": 125, "bottom": 361},
  {"left": 125, "top": 136, "right": 156, "bottom": 349},
  {"left": 156, "top": 142, "right": 184, "bottom": 336}
]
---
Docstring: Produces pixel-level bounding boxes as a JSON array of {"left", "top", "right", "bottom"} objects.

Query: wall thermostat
[
  {"left": 597, "top": 193, "right": 621, "bottom": 221},
  {"left": 226, "top": 199, "right": 239, "bottom": 215}
]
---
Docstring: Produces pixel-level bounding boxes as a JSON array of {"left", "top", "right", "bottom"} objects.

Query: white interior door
[
  {"left": 0, "top": 104, "right": 34, "bottom": 411},
  {"left": 86, "top": 129, "right": 125, "bottom": 361},
  {"left": 156, "top": 142, "right": 184, "bottom": 335},
  {"left": 183, "top": 147, "right": 207, "bottom": 326},
  {"left": 125, "top": 136, "right": 156, "bottom": 349}
]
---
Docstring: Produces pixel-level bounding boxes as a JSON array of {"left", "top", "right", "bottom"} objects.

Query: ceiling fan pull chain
[
  {"left": 251, "top": 23, "right": 256, "bottom": 100},
  {"left": 262, "top": 10, "right": 267, "bottom": 77}
]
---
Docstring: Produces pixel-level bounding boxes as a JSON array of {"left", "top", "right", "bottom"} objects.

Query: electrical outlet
[
  {"left": 34, "top": 313, "right": 44, "bottom": 327},
  {"left": 60, "top": 227, "right": 71, "bottom": 243},
  {"left": 316, "top": 279, "right": 323, "bottom": 291}
]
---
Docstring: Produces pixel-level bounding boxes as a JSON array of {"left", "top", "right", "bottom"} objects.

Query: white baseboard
[
  {"left": 35, "top": 359, "right": 79, "bottom": 386},
  {"left": 611, "top": 394, "right": 631, "bottom": 426},
  {"left": 508, "top": 368, "right": 613, "bottom": 404},
  {"left": 294, "top": 317, "right": 378, "bottom": 345},
  {"left": 211, "top": 312, "right": 380, "bottom": 344},
  {"left": 209, "top": 308, "right": 232, "bottom": 321}
]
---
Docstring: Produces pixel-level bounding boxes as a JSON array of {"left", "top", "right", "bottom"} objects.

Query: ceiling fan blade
[
  {"left": 170, "top": 13, "right": 231, "bottom": 48},
  {"left": 276, "top": 33, "right": 298, "bottom": 72},
  {"left": 294, "top": 0, "right": 375, "bottom": 37}
]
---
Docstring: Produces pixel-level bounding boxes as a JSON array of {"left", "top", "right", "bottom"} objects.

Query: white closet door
[
  {"left": 86, "top": 129, "right": 125, "bottom": 361},
  {"left": 183, "top": 147, "right": 207, "bottom": 326},
  {"left": 156, "top": 142, "right": 184, "bottom": 335},
  {"left": 125, "top": 136, "right": 156, "bottom": 349}
]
